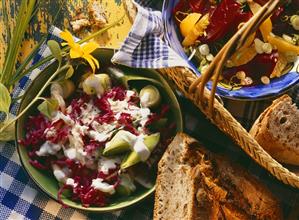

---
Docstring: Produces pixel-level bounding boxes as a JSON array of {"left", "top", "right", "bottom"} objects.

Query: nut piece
[
  {"left": 261, "top": 76, "right": 270, "bottom": 85},
  {"left": 198, "top": 44, "right": 210, "bottom": 56},
  {"left": 254, "top": 38, "right": 264, "bottom": 54},
  {"left": 206, "top": 53, "right": 214, "bottom": 62},
  {"left": 241, "top": 76, "right": 253, "bottom": 86},
  {"left": 290, "top": 15, "right": 299, "bottom": 31},
  {"left": 262, "top": 43, "right": 273, "bottom": 54},
  {"left": 236, "top": 71, "right": 246, "bottom": 80}
]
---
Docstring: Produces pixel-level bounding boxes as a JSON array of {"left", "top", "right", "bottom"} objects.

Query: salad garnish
[
  {"left": 174, "top": 0, "right": 299, "bottom": 89},
  {"left": 20, "top": 70, "right": 175, "bottom": 207}
]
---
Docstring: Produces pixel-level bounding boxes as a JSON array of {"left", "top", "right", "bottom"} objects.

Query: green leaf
[
  {"left": 0, "top": 0, "right": 37, "bottom": 85},
  {"left": 47, "top": 40, "right": 62, "bottom": 64},
  {"left": 11, "top": 36, "right": 47, "bottom": 86},
  {"left": 11, "top": 15, "right": 124, "bottom": 85},
  {"left": 37, "top": 98, "right": 59, "bottom": 119},
  {"left": 65, "top": 65, "right": 74, "bottom": 79},
  {"left": 0, "top": 115, "right": 15, "bottom": 141},
  {"left": 107, "top": 67, "right": 162, "bottom": 88},
  {"left": 0, "top": 83, "right": 11, "bottom": 115}
]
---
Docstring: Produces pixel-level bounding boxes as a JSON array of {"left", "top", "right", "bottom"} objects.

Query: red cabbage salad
[
  {"left": 20, "top": 70, "right": 176, "bottom": 207},
  {"left": 174, "top": 0, "right": 299, "bottom": 89}
]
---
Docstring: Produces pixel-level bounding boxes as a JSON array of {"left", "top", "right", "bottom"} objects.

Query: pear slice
[
  {"left": 116, "top": 174, "right": 136, "bottom": 196},
  {"left": 121, "top": 133, "right": 160, "bottom": 169},
  {"left": 103, "top": 130, "right": 136, "bottom": 156}
]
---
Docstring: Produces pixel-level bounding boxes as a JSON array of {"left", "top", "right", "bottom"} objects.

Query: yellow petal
[
  {"left": 82, "top": 42, "right": 99, "bottom": 54},
  {"left": 60, "top": 30, "right": 75, "bottom": 47},
  {"left": 70, "top": 48, "right": 82, "bottom": 59},
  {"left": 61, "top": 42, "right": 68, "bottom": 47},
  {"left": 90, "top": 55, "right": 100, "bottom": 69},
  {"left": 83, "top": 55, "right": 96, "bottom": 73}
]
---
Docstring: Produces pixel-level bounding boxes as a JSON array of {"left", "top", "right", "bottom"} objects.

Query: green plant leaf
[
  {"left": 0, "top": 83, "right": 11, "bottom": 115},
  {"left": 0, "top": 0, "right": 37, "bottom": 85},
  {"left": 11, "top": 15, "right": 125, "bottom": 85},
  {"left": 37, "top": 98, "right": 59, "bottom": 119},
  {"left": 107, "top": 67, "right": 162, "bottom": 88},
  {"left": 65, "top": 65, "right": 74, "bottom": 79},
  {"left": 47, "top": 40, "right": 62, "bottom": 64},
  {"left": 11, "top": 36, "right": 47, "bottom": 86},
  {"left": 0, "top": 115, "right": 15, "bottom": 141}
]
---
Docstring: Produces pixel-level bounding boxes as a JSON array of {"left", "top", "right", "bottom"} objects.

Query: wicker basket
[{"left": 123, "top": 0, "right": 299, "bottom": 188}]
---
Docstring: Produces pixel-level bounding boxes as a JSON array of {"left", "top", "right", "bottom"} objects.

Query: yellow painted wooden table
[{"left": 0, "top": 0, "right": 132, "bottom": 66}]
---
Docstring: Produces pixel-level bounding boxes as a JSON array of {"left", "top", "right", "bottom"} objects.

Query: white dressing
[
  {"left": 98, "top": 157, "right": 121, "bottom": 174},
  {"left": 36, "top": 141, "right": 62, "bottom": 156},
  {"left": 64, "top": 148, "right": 77, "bottom": 160},
  {"left": 91, "top": 178, "right": 115, "bottom": 194},
  {"left": 88, "top": 130, "right": 110, "bottom": 142},
  {"left": 53, "top": 112, "right": 74, "bottom": 125},
  {"left": 66, "top": 178, "right": 76, "bottom": 187},
  {"left": 133, "top": 135, "right": 151, "bottom": 161}
]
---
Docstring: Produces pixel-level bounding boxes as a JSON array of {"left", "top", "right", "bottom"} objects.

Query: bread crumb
[
  {"left": 70, "top": 0, "right": 108, "bottom": 33},
  {"left": 70, "top": 19, "right": 91, "bottom": 32},
  {"left": 88, "top": 1, "right": 108, "bottom": 28}
]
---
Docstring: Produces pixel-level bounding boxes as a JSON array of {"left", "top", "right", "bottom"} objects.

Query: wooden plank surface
[{"left": 0, "top": 0, "right": 132, "bottom": 66}]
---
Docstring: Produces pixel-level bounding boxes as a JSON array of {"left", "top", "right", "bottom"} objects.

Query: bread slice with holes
[
  {"left": 153, "top": 133, "right": 210, "bottom": 220},
  {"left": 154, "top": 133, "right": 282, "bottom": 220},
  {"left": 250, "top": 95, "right": 299, "bottom": 165}
]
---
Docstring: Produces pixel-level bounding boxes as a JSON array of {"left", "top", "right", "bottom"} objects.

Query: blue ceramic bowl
[{"left": 162, "top": 0, "right": 299, "bottom": 100}]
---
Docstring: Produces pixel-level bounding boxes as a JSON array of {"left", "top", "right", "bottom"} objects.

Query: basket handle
[
  {"left": 124, "top": 0, "right": 299, "bottom": 188},
  {"left": 189, "top": 0, "right": 281, "bottom": 115}
]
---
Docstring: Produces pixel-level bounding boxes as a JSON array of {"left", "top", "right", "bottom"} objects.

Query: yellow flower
[{"left": 60, "top": 30, "right": 100, "bottom": 73}]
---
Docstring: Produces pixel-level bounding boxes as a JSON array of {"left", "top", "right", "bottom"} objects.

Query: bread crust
[
  {"left": 154, "top": 133, "right": 282, "bottom": 220},
  {"left": 250, "top": 95, "right": 299, "bottom": 165},
  {"left": 154, "top": 133, "right": 202, "bottom": 220}
]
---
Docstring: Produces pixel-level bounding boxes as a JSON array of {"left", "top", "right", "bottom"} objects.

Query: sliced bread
[
  {"left": 153, "top": 133, "right": 205, "bottom": 220},
  {"left": 154, "top": 133, "right": 282, "bottom": 220},
  {"left": 250, "top": 95, "right": 299, "bottom": 165}
]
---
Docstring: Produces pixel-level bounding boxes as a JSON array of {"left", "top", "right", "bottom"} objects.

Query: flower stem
[
  {"left": 10, "top": 14, "right": 125, "bottom": 85},
  {"left": 0, "top": 64, "right": 70, "bottom": 133}
]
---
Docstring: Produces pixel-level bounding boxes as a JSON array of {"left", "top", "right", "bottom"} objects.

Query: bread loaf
[
  {"left": 250, "top": 95, "right": 299, "bottom": 165},
  {"left": 154, "top": 133, "right": 282, "bottom": 220}
]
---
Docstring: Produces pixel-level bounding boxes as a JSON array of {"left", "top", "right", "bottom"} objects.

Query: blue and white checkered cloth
[
  {"left": 112, "top": 2, "right": 189, "bottom": 68},
  {"left": 1, "top": 0, "right": 299, "bottom": 219}
]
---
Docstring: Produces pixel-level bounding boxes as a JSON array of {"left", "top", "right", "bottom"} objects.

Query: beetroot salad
[
  {"left": 20, "top": 73, "right": 175, "bottom": 207},
  {"left": 174, "top": 0, "right": 299, "bottom": 89}
]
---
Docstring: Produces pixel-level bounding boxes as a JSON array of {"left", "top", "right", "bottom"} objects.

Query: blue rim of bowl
[{"left": 162, "top": 0, "right": 299, "bottom": 101}]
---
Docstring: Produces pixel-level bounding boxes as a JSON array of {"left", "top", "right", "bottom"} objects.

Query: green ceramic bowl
[{"left": 15, "top": 48, "right": 183, "bottom": 212}]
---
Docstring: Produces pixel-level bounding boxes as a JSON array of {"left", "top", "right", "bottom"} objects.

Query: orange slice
[
  {"left": 227, "top": 45, "right": 257, "bottom": 67},
  {"left": 180, "top": 13, "right": 202, "bottom": 37}
]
